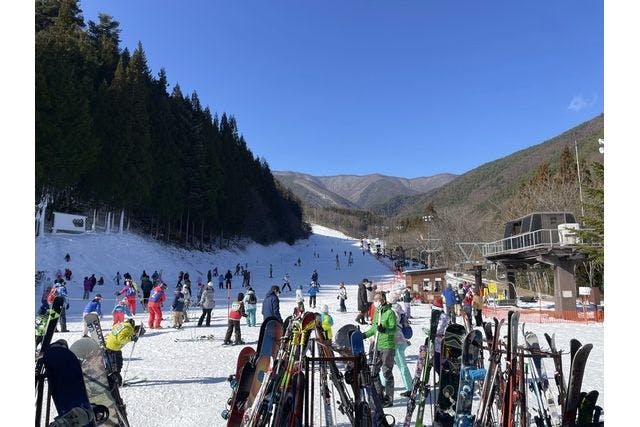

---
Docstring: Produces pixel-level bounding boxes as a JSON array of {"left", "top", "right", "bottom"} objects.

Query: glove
[
  {"left": 377, "top": 324, "right": 385, "bottom": 333},
  {"left": 132, "top": 335, "right": 139, "bottom": 342}
]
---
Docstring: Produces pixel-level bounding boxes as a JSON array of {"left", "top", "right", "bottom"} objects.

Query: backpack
[
  {"left": 399, "top": 312, "right": 413, "bottom": 339},
  {"left": 47, "top": 287, "right": 58, "bottom": 305},
  {"left": 248, "top": 293, "right": 257, "bottom": 304}
]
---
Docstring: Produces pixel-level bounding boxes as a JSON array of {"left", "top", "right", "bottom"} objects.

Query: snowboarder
[
  {"left": 198, "top": 282, "right": 215, "bottom": 327},
  {"left": 147, "top": 283, "right": 167, "bottom": 329},
  {"left": 82, "top": 294, "right": 103, "bottom": 337},
  {"left": 171, "top": 289, "right": 186, "bottom": 329},
  {"left": 112, "top": 298, "right": 132, "bottom": 327},
  {"left": 363, "top": 291, "right": 397, "bottom": 407},
  {"left": 308, "top": 281, "right": 319, "bottom": 309},
  {"left": 355, "top": 279, "right": 369, "bottom": 325},
  {"left": 243, "top": 287, "right": 258, "bottom": 327},
  {"left": 117, "top": 280, "right": 138, "bottom": 315},
  {"left": 320, "top": 304, "right": 334, "bottom": 339},
  {"left": 262, "top": 285, "right": 283, "bottom": 323},
  {"left": 282, "top": 273, "right": 291, "bottom": 292},
  {"left": 337, "top": 282, "right": 347, "bottom": 312},
  {"left": 224, "top": 293, "right": 246, "bottom": 345},
  {"left": 105, "top": 319, "right": 144, "bottom": 386}
]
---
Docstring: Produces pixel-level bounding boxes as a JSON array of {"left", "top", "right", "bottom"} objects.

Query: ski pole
[
  {"left": 122, "top": 323, "right": 142, "bottom": 383},
  {"left": 371, "top": 307, "right": 382, "bottom": 366}
]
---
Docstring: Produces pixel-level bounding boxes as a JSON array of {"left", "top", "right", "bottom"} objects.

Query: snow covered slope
[{"left": 34, "top": 226, "right": 603, "bottom": 426}]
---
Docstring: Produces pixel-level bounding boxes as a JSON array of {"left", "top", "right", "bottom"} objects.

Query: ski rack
[{"left": 304, "top": 338, "right": 362, "bottom": 427}]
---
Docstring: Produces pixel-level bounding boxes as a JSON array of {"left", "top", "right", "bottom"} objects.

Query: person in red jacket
[
  {"left": 223, "top": 292, "right": 246, "bottom": 345},
  {"left": 117, "top": 280, "right": 138, "bottom": 315},
  {"left": 147, "top": 283, "right": 167, "bottom": 329}
]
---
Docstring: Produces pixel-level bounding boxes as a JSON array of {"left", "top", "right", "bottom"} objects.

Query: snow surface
[{"left": 35, "top": 226, "right": 603, "bottom": 426}]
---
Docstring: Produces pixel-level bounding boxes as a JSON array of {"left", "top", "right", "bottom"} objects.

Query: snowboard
[
  {"left": 70, "top": 337, "right": 124, "bottom": 427},
  {"left": 454, "top": 330, "right": 485, "bottom": 426},
  {"left": 563, "top": 343, "right": 593, "bottom": 425},
  {"left": 43, "top": 339, "right": 96, "bottom": 427},
  {"left": 433, "top": 323, "right": 466, "bottom": 427},
  {"left": 221, "top": 346, "right": 256, "bottom": 420}
]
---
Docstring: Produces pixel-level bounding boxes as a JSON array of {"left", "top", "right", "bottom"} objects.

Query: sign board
[
  {"left": 562, "top": 290, "right": 574, "bottom": 298},
  {"left": 578, "top": 287, "right": 591, "bottom": 296},
  {"left": 488, "top": 281, "right": 498, "bottom": 294},
  {"left": 52, "top": 212, "right": 87, "bottom": 234}
]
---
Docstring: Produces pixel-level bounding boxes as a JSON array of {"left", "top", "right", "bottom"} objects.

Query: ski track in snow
[{"left": 36, "top": 225, "right": 603, "bottom": 426}]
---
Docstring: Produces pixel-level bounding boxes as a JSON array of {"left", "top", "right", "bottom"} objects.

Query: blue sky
[{"left": 79, "top": 0, "right": 603, "bottom": 178}]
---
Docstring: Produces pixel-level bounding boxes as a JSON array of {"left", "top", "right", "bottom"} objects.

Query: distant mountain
[
  {"left": 273, "top": 172, "right": 457, "bottom": 209},
  {"left": 373, "top": 114, "right": 605, "bottom": 231}
]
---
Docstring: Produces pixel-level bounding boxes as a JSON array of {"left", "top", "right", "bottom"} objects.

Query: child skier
[
  {"left": 320, "top": 304, "right": 334, "bottom": 339},
  {"left": 172, "top": 289, "right": 186, "bottom": 329},
  {"left": 147, "top": 283, "right": 167, "bottom": 329},
  {"left": 81, "top": 294, "right": 103, "bottom": 337},
  {"left": 308, "top": 281, "right": 319, "bottom": 309},
  {"left": 112, "top": 298, "right": 132, "bottom": 326},
  {"left": 117, "top": 280, "right": 138, "bottom": 315},
  {"left": 224, "top": 292, "right": 246, "bottom": 345}
]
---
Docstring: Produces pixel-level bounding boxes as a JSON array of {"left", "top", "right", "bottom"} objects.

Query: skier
[
  {"left": 335, "top": 254, "right": 340, "bottom": 270},
  {"left": 442, "top": 283, "right": 457, "bottom": 324},
  {"left": 82, "top": 294, "right": 103, "bottom": 337},
  {"left": 97, "top": 276, "right": 104, "bottom": 287},
  {"left": 171, "top": 288, "right": 186, "bottom": 329},
  {"left": 64, "top": 253, "right": 71, "bottom": 263},
  {"left": 432, "top": 296, "right": 448, "bottom": 382},
  {"left": 282, "top": 273, "right": 291, "bottom": 292},
  {"left": 348, "top": 251, "right": 353, "bottom": 267},
  {"left": 114, "top": 271, "right": 122, "bottom": 287},
  {"left": 112, "top": 298, "right": 132, "bottom": 326},
  {"left": 297, "top": 257, "right": 301, "bottom": 266},
  {"left": 152, "top": 270, "right": 159, "bottom": 283},
  {"left": 308, "top": 281, "right": 319, "bottom": 309},
  {"left": 225, "top": 270, "right": 233, "bottom": 289},
  {"left": 383, "top": 294, "right": 413, "bottom": 398},
  {"left": 141, "top": 274, "right": 154, "bottom": 312},
  {"left": 262, "top": 285, "right": 283, "bottom": 323},
  {"left": 337, "top": 282, "right": 348, "bottom": 312},
  {"left": 198, "top": 282, "right": 215, "bottom": 327},
  {"left": 89, "top": 274, "right": 97, "bottom": 292},
  {"left": 181, "top": 280, "right": 192, "bottom": 323},
  {"left": 105, "top": 319, "right": 144, "bottom": 386},
  {"left": 243, "top": 287, "right": 258, "bottom": 327},
  {"left": 64, "top": 268, "right": 72, "bottom": 281},
  {"left": 235, "top": 264, "right": 241, "bottom": 276},
  {"left": 224, "top": 292, "right": 246, "bottom": 345},
  {"left": 295, "top": 284, "right": 305, "bottom": 313},
  {"left": 117, "top": 280, "right": 138, "bottom": 316},
  {"left": 311, "top": 269, "right": 319, "bottom": 284},
  {"left": 218, "top": 273, "right": 225, "bottom": 290},
  {"left": 207, "top": 269, "right": 212, "bottom": 283},
  {"left": 472, "top": 289, "right": 484, "bottom": 327},
  {"left": 355, "top": 279, "right": 369, "bottom": 325},
  {"left": 49, "top": 281, "right": 69, "bottom": 332},
  {"left": 320, "top": 304, "right": 334, "bottom": 339},
  {"left": 147, "top": 283, "right": 167, "bottom": 329},
  {"left": 82, "top": 276, "right": 91, "bottom": 300},
  {"left": 363, "top": 291, "right": 397, "bottom": 407},
  {"left": 269, "top": 264, "right": 273, "bottom": 279},
  {"left": 401, "top": 286, "right": 412, "bottom": 319}
]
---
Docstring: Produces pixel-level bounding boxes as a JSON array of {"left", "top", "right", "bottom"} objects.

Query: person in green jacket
[{"left": 363, "top": 291, "right": 397, "bottom": 407}]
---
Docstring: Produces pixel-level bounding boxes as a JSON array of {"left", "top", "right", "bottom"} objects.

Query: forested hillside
[{"left": 35, "top": 0, "right": 309, "bottom": 245}]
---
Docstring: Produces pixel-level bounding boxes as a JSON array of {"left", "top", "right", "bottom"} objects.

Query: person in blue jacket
[
  {"left": 442, "top": 283, "right": 457, "bottom": 324},
  {"left": 308, "top": 281, "right": 319, "bottom": 309},
  {"left": 82, "top": 294, "right": 103, "bottom": 337},
  {"left": 261, "top": 285, "right": 282, "bottom": 323}
]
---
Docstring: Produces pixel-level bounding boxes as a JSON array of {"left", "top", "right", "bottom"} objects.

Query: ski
[
  {"left": 415, "top": 308, "right": 443, "bottom": 427},
  {"left": 576, "top": 390, "right": 599, "bottom": 426},
  {"left": 544, "top": 332, "right": 566, "bottom": 415},
  {"left": 500, "top": 310, "right": 521, "bottom": 427},
  {"left": 562, "top": 343, "right": 593, "bottom": 426}
]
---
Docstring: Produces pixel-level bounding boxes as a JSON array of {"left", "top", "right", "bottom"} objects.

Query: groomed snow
[{"left": 35, "top": 225, "right": 603, "bottom": 426}]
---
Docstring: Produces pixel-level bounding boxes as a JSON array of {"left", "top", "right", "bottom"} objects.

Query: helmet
[{"left": 127, "top": 318, "right": 135, "bottom": 327}]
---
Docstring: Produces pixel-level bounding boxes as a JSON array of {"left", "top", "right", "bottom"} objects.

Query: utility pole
[{"left": 574, "top": 140, "right": 585, "bottom": 217}]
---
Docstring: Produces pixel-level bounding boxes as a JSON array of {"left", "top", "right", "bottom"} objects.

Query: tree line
[{"left": 35, "top": 0, "right": 310, "bottom": 245}]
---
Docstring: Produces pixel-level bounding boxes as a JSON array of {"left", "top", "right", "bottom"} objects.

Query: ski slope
[{"left": 34, "top": 225, "right": 604, "bottom": 426}]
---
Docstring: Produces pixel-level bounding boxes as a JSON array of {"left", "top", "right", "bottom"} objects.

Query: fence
[{"left": 482, "top": 305, "right": 604, "bottom": 324}]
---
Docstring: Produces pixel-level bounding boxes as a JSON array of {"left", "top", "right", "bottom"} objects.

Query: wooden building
[{"left": 404, "top": 268, "right": 448, "bottom": 303}]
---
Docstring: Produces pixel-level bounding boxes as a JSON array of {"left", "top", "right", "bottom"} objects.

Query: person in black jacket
[
  {"left": 355, "top": 279, "right": 370, "bottom": 325},
  {"left": 140, "top": 276, "right": 154, "bottom": 312},
  {"left": 225, "top": 270, "right": 233, "bottom": 289},
  {"left": 261, "top": 285, "right": 282, "bottom": 323}
]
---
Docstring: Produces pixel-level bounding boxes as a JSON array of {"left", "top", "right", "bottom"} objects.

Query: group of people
[{"left": 442, "top": 281, "right": 484, "bottom": 327}]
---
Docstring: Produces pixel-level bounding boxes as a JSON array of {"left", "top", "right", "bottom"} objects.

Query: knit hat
[{"left": 433, "top": 296, "right": 444, "bottom": 308}]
